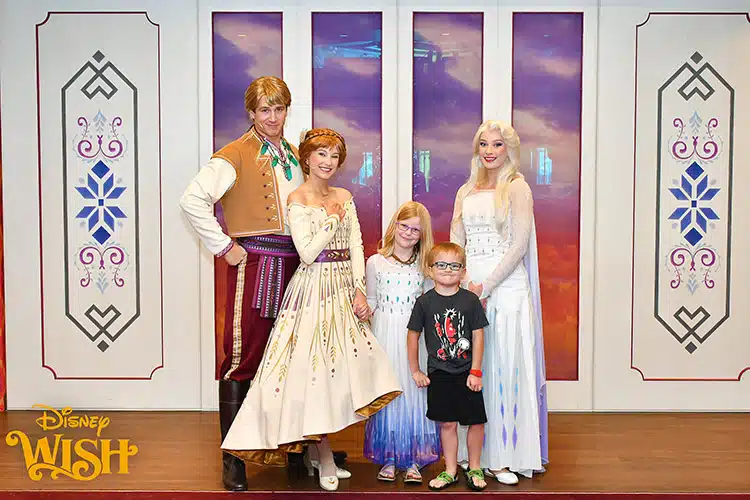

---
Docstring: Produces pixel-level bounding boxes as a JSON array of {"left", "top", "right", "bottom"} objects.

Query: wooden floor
[{"left": 1, "top": 411, "right": 750, "bottom": 493}]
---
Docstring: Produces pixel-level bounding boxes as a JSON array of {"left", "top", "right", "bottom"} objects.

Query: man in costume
[{"left": 181, "top": 76, "right": 343, "bottom": 491}]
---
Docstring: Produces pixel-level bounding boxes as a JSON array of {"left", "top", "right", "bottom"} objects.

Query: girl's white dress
[
  {"left": 221, "top": 199, "right": 402, "bottom": 466},
  {"left": 452, "top": 183, "right": 548, "bottom": 477},
  {"left": 362, "top": 254, "right": 441, "bottom": 469}
]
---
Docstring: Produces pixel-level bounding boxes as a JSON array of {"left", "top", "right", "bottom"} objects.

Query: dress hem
[{"left": 224, "top": 390, "right": 402, "bottom": 467}]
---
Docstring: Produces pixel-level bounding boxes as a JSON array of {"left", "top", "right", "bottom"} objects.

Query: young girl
[{"left": 363, "top": 201, "right": 441, "bottom": 484}]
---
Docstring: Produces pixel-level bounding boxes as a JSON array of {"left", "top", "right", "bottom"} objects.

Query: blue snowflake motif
[
  {"left": 668, "top": 162, "right": 719, "bottom": 246},
  {"left": 75, "top": 160, "right": 127, "bottom": 245}
]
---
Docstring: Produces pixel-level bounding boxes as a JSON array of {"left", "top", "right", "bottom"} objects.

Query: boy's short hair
[{"left": 427, "top": 242, "right": 466, "bottom": 267}]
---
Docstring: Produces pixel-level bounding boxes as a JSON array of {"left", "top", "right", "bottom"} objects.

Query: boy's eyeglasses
[
  {"left": 431, "top": 261, "right": 464, "bottom": 271},
  {"left": 396, "top": 222, "right": 422, "bottom": 236}
]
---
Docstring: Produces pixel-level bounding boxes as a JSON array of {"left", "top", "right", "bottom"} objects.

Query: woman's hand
[
  {"left": 353, "top": 289, "right": 371, "bottom": 321},
  {"left": 324, "top": 201, "right": 346, "bottom": 220},
  {"left": 468, "top": 281, "right": 483, "bottom": 298}
]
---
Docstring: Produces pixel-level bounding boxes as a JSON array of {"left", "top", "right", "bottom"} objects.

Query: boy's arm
[
  {"left": 467, "top": 327, "right": 484, "bottom": 391},
  {"left": 471, "top": 327, "right": 484, "bottom": 373}
]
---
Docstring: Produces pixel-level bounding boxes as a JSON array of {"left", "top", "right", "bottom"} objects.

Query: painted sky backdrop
[
  {"left": 208, "top": 11, "right": 581, "bottom": 381},
  {"left": 312, "top": 13, "right": 383, "bottom": 257},
  {"left": 213, "top": 12, "right": 283, "bottom": 150},
  {"left": 513, "top": 12, "right": 583, "bottom": 380},
  {"left": 212, "top": 13, "right": 283, "bottom": 374},
  {"left": 412, "top": 13, "right": 484, "bottom": 243}
]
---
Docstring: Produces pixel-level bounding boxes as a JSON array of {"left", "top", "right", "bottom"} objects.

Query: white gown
[
  {"left": 452, "top": 181, "right": 548, "bottom": 477},
  {"left": 362, "top": 254, "right": 441, "bottom": 469},
  {"left": 221, "top": 199, "right": 402, "bottom": 466}
]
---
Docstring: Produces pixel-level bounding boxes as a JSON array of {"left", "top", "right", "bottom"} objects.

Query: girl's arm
[{"left": 408, "top": 329, "right": 430, "bottom": 387}]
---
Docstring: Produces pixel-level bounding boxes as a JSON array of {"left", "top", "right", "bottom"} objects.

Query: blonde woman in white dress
[
  {"left": 451, "top": 120, "right": 548, "bottom": 484},
  {"left": 221, "top": 128, "right": 402, "bottom": 491}
]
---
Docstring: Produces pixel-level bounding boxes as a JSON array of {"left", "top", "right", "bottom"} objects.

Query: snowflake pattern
[
  {"left": 75, "top": 160, "right": 127, "bottom": 245},
  {"left": 668, "top": 161, "right": 719, "bottom": 246}
]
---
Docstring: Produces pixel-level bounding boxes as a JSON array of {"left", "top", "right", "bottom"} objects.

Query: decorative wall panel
[
  {"left": 632, "top": 13, "right": 750, "bottom": 380},
  {"left": 37, "top": 12, "right": 163, "bottom": 378}
]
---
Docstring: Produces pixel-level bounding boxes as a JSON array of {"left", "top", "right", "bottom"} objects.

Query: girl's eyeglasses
[{"left": 396, "top": 222, "right": 421, "bottom": 236}]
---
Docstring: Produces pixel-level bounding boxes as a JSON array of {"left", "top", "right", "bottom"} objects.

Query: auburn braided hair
[{"left": 298, "top": 128, "right": 347, "bottom": 174}]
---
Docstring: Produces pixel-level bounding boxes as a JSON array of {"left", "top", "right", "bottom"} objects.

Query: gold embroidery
[
  {"left": 318, "top": 249, "right": 351, "bottom": 260},
  {"left": 328, "top": 312, "right": 338, "bottom": 364}
]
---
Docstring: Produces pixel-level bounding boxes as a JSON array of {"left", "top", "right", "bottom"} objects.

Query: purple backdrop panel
[
  {"left": 512, "top": 12, "right": 583, "bottom": 381},
  {"left": 312, "top": 12, "right": 383, "bottom": 257},
  {"left": 412, "top": 12, "right": 483, "bottom": 244},
  {"left": 212, "top": 12, "right": 283, "bottom": 377}
]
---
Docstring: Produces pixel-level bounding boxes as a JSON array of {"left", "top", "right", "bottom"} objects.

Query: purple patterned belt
[
  {"left": 236, "top": 235, "right": 298, "bottom": 319},
  {"left": 314, "top": 249, "right": 351, "bottom": 263}
]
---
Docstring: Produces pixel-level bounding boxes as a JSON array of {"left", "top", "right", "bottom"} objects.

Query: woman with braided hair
[{"left": 221, "top": 128, "right": 402, "bottom": 491}]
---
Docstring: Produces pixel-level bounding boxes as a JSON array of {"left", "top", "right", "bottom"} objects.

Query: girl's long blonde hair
[
  {"left": 452, "top": 120, "right": 521, "bottom": 231},
  {"left": 378, "top": 201, "right": 434, "bottom": 275}
]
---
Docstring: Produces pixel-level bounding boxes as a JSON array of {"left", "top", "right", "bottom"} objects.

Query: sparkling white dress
[
  {"left": 221, "top": 198, "right": 402, "bottom": 466},
  {"left": 451, "top": 181, "right": 548, "bottom": 477},
  {"left": 362, "top": 254, "right": 441, "bottom": 469}
]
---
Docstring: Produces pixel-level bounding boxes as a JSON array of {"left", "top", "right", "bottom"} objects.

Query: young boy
[{"left": 406, "top": 242, "right": 488, "bottom": 491}]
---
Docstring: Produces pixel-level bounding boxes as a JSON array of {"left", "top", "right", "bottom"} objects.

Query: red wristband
[{"left": 470, "top": 369, "right": 482, "bottom": 378}]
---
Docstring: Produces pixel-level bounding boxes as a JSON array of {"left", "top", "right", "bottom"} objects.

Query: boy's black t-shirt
[{"left": 407, "top": 288, "right": 489, "bottom": 374}]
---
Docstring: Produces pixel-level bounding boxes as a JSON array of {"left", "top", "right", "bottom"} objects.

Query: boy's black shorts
[{"left": 426, "top": 369, "right": 487, "bottom": 426}]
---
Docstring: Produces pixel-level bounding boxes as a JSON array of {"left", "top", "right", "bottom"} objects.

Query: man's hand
[{"left": 224, "top": 243, "right": 247, "bottom": 266}]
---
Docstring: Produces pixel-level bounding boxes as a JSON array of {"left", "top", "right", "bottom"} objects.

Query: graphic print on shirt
[{"left": 433, "top": 308, "right": 471, "bottom": 361}]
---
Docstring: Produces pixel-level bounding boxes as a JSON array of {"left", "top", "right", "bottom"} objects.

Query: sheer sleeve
[
  {"left": 365, "top": 254, "right": 379, "bottom": 310},
  {"left": 348, "top": 200, "right": 367, "bottom": 294},
  {"left": 449, "top": 192, "right": 466, "bottom": 247},
  {"left": 288, "top": 204, "right": 340, "bottom": 265},
  {"left": 480, "top": 179, "right": 534, "bottom": 299}
]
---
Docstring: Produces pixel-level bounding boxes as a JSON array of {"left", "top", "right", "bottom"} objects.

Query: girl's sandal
[
  {"left": 428, "top": 471, "right": 458, "bottom": 491},
  {"left": 377, "top": 463, "right": 396, "bottom": 482},
  {"left": 465, "top": 468, "right": 487, "bottom": 491},
  {"left": 404, "top": 464, "right": 422, "bottom": 484}
]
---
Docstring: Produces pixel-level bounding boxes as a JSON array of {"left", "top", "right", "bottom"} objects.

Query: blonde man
[{"left": 180, "top": 76, "right": 304, "bottom": 491}]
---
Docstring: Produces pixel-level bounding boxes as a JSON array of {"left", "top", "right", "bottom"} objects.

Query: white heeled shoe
[
  {"left": 318, "top": 473, "right": 339, "bottom": 491},
  {"left": 303, "top": 452, "right": 344, "bottom": 490},
  {"left": 304, "top": 452, "right": 352, "bottom": 479}
]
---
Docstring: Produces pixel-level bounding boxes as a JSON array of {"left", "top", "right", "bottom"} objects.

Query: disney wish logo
[{"left": 5, "top": 405, "right": 139, "bottom": 481}]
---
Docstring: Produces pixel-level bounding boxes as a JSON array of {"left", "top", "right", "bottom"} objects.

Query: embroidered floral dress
[
  {"left": 363, "top": 254, "right": 441, "bottom": 469},
  {"left": 221, "top": 198, "right": 402, "bottom": 466}
]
